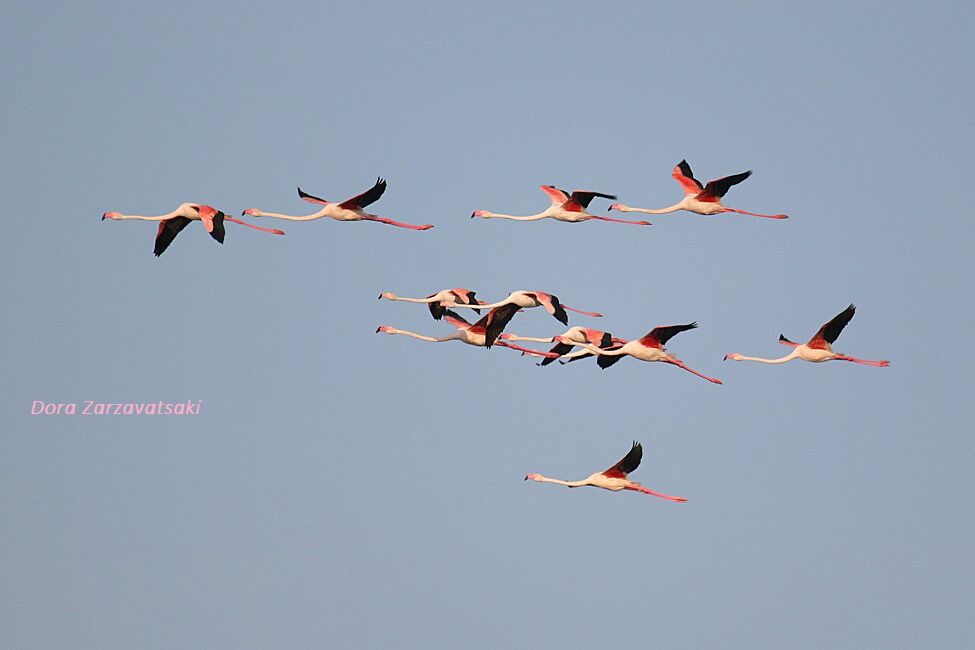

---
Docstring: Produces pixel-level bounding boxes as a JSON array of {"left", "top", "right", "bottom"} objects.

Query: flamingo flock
[{"left": 103, "top": 159, "right": 889, "bottom": 504}]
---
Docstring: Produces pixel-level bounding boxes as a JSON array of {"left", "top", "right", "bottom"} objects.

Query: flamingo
[
  {"left": 563, "top": 323, "right": 723, "bottom": 384},
  {"left": 378, "top": 288, "right": 482, "bottom": 320},
  {"left": 242, "top": 178, "right": 433, "bottom": 230},
  {"left": 376, "top": 310, "right": 559, "bottom": 358},
  {"left": 500, "top": 327, "right": 623, "bottom": 366},
  {"left": 525, "top": 441, "right": 687, "bottom": 502},
  {"left": 724, "top": 304, "right": 890, "bottom": 367},
  {"left": 609, "top": 160, "right": 788, "bottom": 220},
  {"left": 102, "top": 203, "right": 285, "bottom": 256},
  {"left": 445, "top": 290, "right": 603, "bottom": 329},
  {"left": 472, "top": 186, "right": 651, "bottom": 225}
]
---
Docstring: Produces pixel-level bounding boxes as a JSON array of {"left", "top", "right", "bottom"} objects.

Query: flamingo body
[
  {"left": 609, "top": 160, "right": 788, "bottom": 220},
  {"left": 102, "top": 202, "right": 284, "bottom": 256},
  {"left": 473, "top": 186, "right": 651, "bottom": 226},
  {"left": 525, "top": 442, "right": 687, "bottom": 502},
  {"left": 724, "top": 304, "right": 890, "bottom": 367},
  {"left": 243, "top": 178, "right": 433, "bottom": 230}
]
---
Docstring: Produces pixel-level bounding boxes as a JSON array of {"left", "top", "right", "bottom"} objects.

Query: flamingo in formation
[
  {"left": 525, "top": 441, "right": 687, "bottom": 502},
  {"left": 242, "top": 178, "right": 434, "bottom": 230},
  {"left": 609, "top": 160, "right": 788, "bottom": 220},
  {"left": 102, "top": 203, "right": 285, "bottom": 256},
  {"left": 376, "top": 310, "right": 558, "bottom": 358},
  {"left": 500, "top": 327, "right": 623, "bottom": 366},
  {"left": 724, "top": 304, "right": 890, "bottom": 367},
  {"left": 472, "top": 186, "right": 651, "bottom": 226},
  {"left": 446, "top": 290, "right": 602, "bottom": 326},
  {"left": 562, "top": 322, "right": 723, "bottom": 384},
  {"left": 378, "top": 288, "right": 482, "bottom": 320}
]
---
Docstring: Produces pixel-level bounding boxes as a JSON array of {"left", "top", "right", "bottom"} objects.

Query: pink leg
[
  {"left": 496, "top": 341, "right": 559, "bottom": 358},
  {"left": 624, "top": 484, "right": 687, "bottom": 502},
  {"left": 363, "top": 216, "right": 434, "bottom": 230},
  {"left": 835, "top": 355, "right": 890, "bottom": 367},
  {"left": 723, "top": 208, "right": 789, "bottom": 220},
  {"left": 667, "top": 358, "right": 723, "bottom": 384},
  {"left": 225, "top": 216, "right": 286, "bottom": 235},
  {"left": 587, "top": 215, "right": 653, "bottom": 226},
  {"left": 563, "top": 305, "right": 604, "bottom": 318}
]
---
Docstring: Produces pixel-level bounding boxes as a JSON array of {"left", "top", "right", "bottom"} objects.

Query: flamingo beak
[{"left": 470, "top": 212, "right": 475, "bottom": 219}]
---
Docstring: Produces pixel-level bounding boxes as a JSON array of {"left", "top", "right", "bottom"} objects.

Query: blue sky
[{"left": 2, "top": 1, "right": 973, "bottom": 647}]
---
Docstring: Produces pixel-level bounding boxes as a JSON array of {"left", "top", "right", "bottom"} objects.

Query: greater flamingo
[
  {"left": 472, "top": 186, "right": 651, "bottom": 225},
  {"left": 242, "top": 178, "right": 433, "bottom": 230},
  {"left": 563, "top": 323, "right": 723, "bottom": 384},
  {"left": 525, "top": 441, "right": 687, "bottom": 502},
  {"left": 500, "top": 326, "right": 622, "bottom": 366},
  {"left": 102, "top": 203, "right": 285, "bottom": 256},
  {"left": 724, "top": 304, "right": 890, "bottom": 367},
  {"left": 378, "top": 288, "right": 482, "bottom": 320},
  {"left": 445, "top": 290, "right": 603, "bottom": 327},
  {"left": 376, "top": 310, "right": 558, "bottom": 358},
  {"left": 609, "top": 160, "right": 788, "bottom": 220}
]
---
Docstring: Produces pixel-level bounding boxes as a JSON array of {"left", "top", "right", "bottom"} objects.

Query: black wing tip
[{"left": 778, "top": 334, "right": 790, "bottom": 341}]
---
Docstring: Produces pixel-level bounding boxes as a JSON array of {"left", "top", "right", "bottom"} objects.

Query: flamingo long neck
[
  {"left": 735, "top": 351, "right": 797, "bottom": 364},
  {"left": 389, "top": 329, "right": 457, "bottom": 343},
  {"left": 502, "top": 334, "right": 554, "bottom": 343},
  {"left": 387, "top": 295, "right": 441, "bottom": 304},
  {"left": 253, "top": 210, "right": 323, "bottom": 221},
  {"left": 536, "top": 476, "right": 589, "bottom": 488},
  {"left": 112, "top": 211, "right": 178, "bottom": 221},
  {"left": 618, "top": 203, "right": 683, "bottom": 215},
  {"left": 481, "top": 211, "right": 547, "bottom": 221}
]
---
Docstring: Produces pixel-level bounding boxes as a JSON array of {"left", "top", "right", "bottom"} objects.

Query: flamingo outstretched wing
[
  {"left": 603, "top": 441, "right": 643, "bottom": 478},
  {"left": 339, "top": 177, "right": 387, "bottom": 210},
  {"left": 697, "top": 171, "right": 752, "bottom": 201},
  {"left": 153, "top": 216, "right": 193, "bottom": 257},
  {"left": 672, "top": 160, "right": 704, "bottom": 196}
]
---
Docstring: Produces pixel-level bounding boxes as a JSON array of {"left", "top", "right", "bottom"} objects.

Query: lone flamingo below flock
[
  {"left": 243, "top": 178, "right": 434, "bottom": 230},
  {"left": 724, "top": 304, "right": 890, "bottom": 367},
  {"left": 102, "top": 203, "right": 284, "bottom": 256},
  {"left": 609, "top": 160, "right": 788, "bottom": 220},
  {"left": 525, "top": 441, "right": 687, "bottom": 502}
]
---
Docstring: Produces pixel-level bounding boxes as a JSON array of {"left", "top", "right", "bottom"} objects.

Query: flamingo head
[
  {"left": 724, "top": 353, "right": 743, "bottom": 361},
  {"left": 376, "top": 326, "right": 395, "bottom": 334},
  {"left": 498, "top": 333, "right": 515, "bottom": 340},
  {"left": 525, "top": 473, "right": 543, "bottom": 482},
  {"left": 102, "top": 211, "right": 122, "bottom": 220},
  {"left": 377, "top": 292, "right": 396, "bottom": 300},
  {"left": 471, "top": 210, "right": 488, "bottom": 219},
  {"left": 241, "top": 208, "right": 262, "bottom": 217},
  {"left": 607, "top": 203, "right": 623, "bottom": 211}
]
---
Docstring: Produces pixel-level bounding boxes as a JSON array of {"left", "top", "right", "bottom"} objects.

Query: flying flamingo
[
  {"left": 242, "top": 178, "right": 433, "bottom": 230},
  {"left": 376, "top": 310, "right": 559, "bottom": 358},
  {"left": 378, "top": 288, "right": 482, "bottom": 320},
  {"left": 562, "top": 323, "right": 723, "bottom": 384},
  {"left": 445, "top": 290, "right": 603, "bottom": 328},
  {"left": 724, "top": 304, "right": 890, "bottom": 367},
  {"left": 500, "top": 326, "right": 623, "bottom": 366},
  {"left": 472, "top": 186, "right": 651, "bottom": 225},
  {"left": 102, "top": 203, "right": 285, "bottom": 256},
  {"left": 525, "top": 441, "right": 687, "bottom": 502},
  {"left": 609, "top": 160, "right": 788, "bottom": 220}
]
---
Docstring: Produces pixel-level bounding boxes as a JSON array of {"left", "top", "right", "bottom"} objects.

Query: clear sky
[{"left": 2, "top": 1, "right": 973, "bottom": 647}]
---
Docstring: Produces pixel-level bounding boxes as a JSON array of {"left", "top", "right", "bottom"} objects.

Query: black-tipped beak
[
  {"left": 470, "top": 212, "right": 475, "bottom": 218},
  {"left": 377, "top": 294, "right": 382, "bottom": 300},
  {"left": 101, "top": 215, "right": 105, "bottom": 220},
  {"left": 524, "top": 475, "right": 529, "bottom": 481},
  {"left": 375, "top": 327, "right": 381, "bottom": 333}
]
